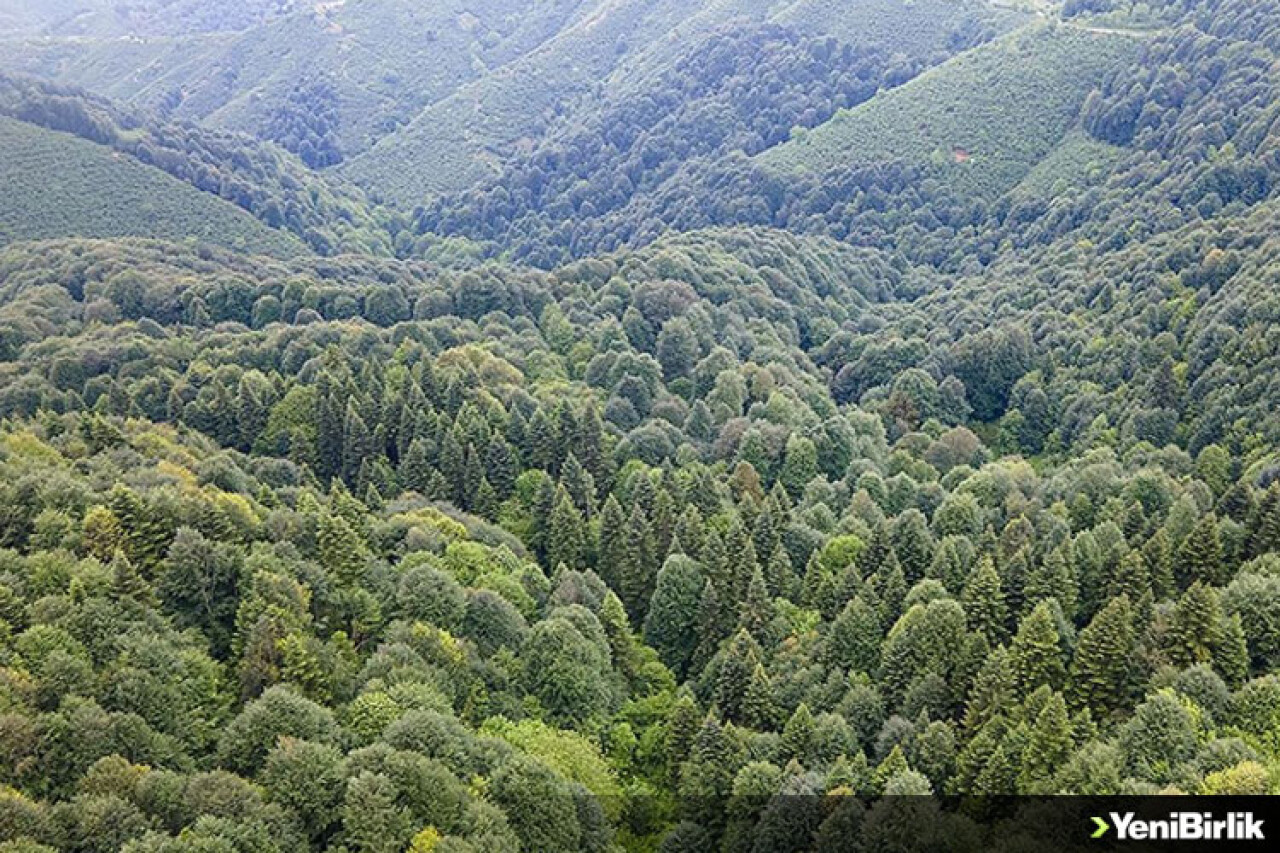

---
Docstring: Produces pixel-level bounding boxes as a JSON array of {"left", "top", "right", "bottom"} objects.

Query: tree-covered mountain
[{"left": 2, "top": 0, "right": 1280, "bottom": 851}]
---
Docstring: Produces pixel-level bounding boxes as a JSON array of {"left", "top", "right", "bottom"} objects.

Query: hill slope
[
  {"left": 0, "top": 0, "right": 288, "bottom": 36},
  {"left": 759, "top": 23, "right": 1140, "bottom": 197},
  {"left": 0, "top": 0, "right": 598, "bottom": 162},
  {"left": 0, "top": 116, "right": 307, "bottom": 256},
  {"left": 341, "top": 0, "right": 1028, "bottom": 205}
]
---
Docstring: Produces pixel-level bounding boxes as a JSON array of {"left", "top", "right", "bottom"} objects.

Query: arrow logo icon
[{"left": 1091, "top": 816, "right": 1111, "bottom": 839}]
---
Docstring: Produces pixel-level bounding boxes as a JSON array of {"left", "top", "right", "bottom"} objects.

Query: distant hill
[
  {"left": 774, "top": 0, "right": 1026, "bottom": 56},
  {"left": 0, "top": 115, "right": 307, "bottom": 256},
  {"left": 0, "top": 0, "right": 597, "bottom": 163},
  {"left": 0, "top": 0, "right": 1029, "bottom": 209},
  {"left": 0, "top": 73, "right": 389, "bottom": 255},
  {"left": 0, "top": 0, "right": 290, "bottom": 37},
  {"left": 340, "top": 0, "right": 1026, "bottom": 205},
  {"left": 758, "top": 23, "right": 1140, "bottom": 197}
]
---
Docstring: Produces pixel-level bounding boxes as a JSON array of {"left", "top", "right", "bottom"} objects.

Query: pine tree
[
  {"left": 1167, "top": 581, "right": 1220, "bottom": 667},
  {"left": 800, "top": 552, "right": 826, "bottom": 610},
  {"left": 559, "top": 453, "right": 596, "bottom": 519},
  {"left": 665, "top": 692, "right": 702, "bottom": 783},
  {"left": 779, "top": 703, "right": 815, "bottom": 764},
  {"left": 751, "top": 501, "right": 781, "bottom": 566},
  {"left": 529, "top": 474, "right": 557, "bottom": 564},
  {"left": 1018, "top": 691, "right": 1072, "bottom": 794},
  {"left": 873, "top": 745, "right": 911, "bottom": 794},
  {"left": 82, "top": 504, "right": 123, "bottom": 563},
  {"left": 824, "top": 596, "right": 881, "bottom": 675},
  {"left": 1000, "top": 547, "right": 1031, "bottom": 619},
  {"left": 1216, "top": 479, "right": 1256, "bottom": 524},
  {"left": 473, "top": 477, "right": 498, "bottom": 520},
  {"left": 1179, "top": 513, "right": 1225, "bottom": 587},
  {"left": 438, "top": 428, "right": 467, "bottom": 506},
  {"left": 1245, "top": 483, "right": 1280, "bottom": 558},
  {"left": 110, "top": 550, "right": 155, "bottom": 606},
  {"left": 741, "top": 663, "right": 778, "bottom": 731},
  {"left": 723, "top": 517, "right": 758, "bottom": 603},
  {"left": 619, "top": 503, "right": 657, "bottom": 623},
  {"left": 764, "top": 544, "right": 794, "bottom": 600},
  {"left": 1025, "top": 545, "right": 1077, "bottom": 620},
  {"left": 484, "top": 435, "right": 519, "bottom": 499},
  {"left": 672, "top": 504, "right": 705, "bottom": 559},
  {"left": 341, "top": 401, "right": 372, "bottom": 486},
  {"left": 715, "top": 630, "right": 763, "bottom": 724},
  {"left": 1068, "top": 595, "right": 1136, "bottom": 716},
  {"left": 962, "top": 555, "right": 1008, "bottom": 643},
  {"left": 596, "top": 493, "right": 627, "bottom": 590},
  {"left": 1109, "top": 550, "right": 1150, "bottom": 610},
  {"left": 690, "top": 579, "right": 730, "bottom": 675},
  {"left": 1008, "top": 602, "right": 1065, "bottom": 697},
  {"left": 928, "top": 536, "right": 971, "bottom": 594},
  {"left": 873, "top": 551, "right": 907, "bottom": 627},
  {"left": 399, "top": 437, "right": 432, "bottom": 494},
  {"left": 700, "top": 527, "right": 730, "bottom": 596},
  {"left": 893, "top": 509, "right": 935, "bottom": 585},
  {"left": 1122, "top": 501, "right": 1148, "bottom": 542},
  {"left": 1213, "top": 613, "right": 1249, "bottom": 687},
  {"left": 963, "top": 647, "right": 1013, "bottom": 732},
  {"left": 546, "top": 487, "right": 586, "bottom": 572},
  {"left": 651, "top": 487, "right": 676, "bottom": 564},
  {"left": 318, "top": 513, "right": 366, "bottom": 586},
  {"left": 526, "top": 408, "right": 557, "bottom": 473},
  {"left": 737, "top": 564, "right": 773, "bottom": 644},
  {"left": 861, "top": 523, "right": 893, "bottom": 577},
  {"left": 461, "top": 443, "right": 485, "bottom": 510},
  {"left": 1142, "top": 529, "right": 1176, "bottom": 601},
  {"left": 679, "top": 713, "right": 734, "bottom": 820},
  {"left": 576, "top": 405, "right": 605, "bottom": 483}
]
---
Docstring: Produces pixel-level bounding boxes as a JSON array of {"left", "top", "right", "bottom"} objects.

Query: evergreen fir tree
[
  {"left": 764, "top": 544, "right": 794, "bottom": 600},
  {"left": 1025, "top": 545, "right": 1077, "bottom": 620},
  {"left": 892, "top": 509, "right": 934, "bottom": 585},
  {"left": 665, "top": 692, "right": 702, "bottom": 783},
  {"left": 824, "top": 596, "right": 881, "bottom": 675},
  {"left": 617, "top": 503, "right": 657, "bottom": 622},
  {"left": 1167, "top": 581, "right": 1220, "bottom": 667},
  {"left": 398, "top": 437, "right": 431, "bottom": 494},
  {"left": 1008, "top": 602, "right": 1065, "bottom": 696},
  {"left": 741, "top": 662, "right": 778, "bottom": 731},
  {"left": 559, "top": 453, "right": 596, "bottom": 519},
  {"left": 110, "top": 550, "right": 155, "bottom": 606},
  {"left": 714, "top": 630, "right": 763, "bottom": 724},
  {"left": 1213, "top": 613, "right": 1250, "bottom": 688},
  {"left": 1178, "top": 513, "right": 1225, "bottom": 586},
  {"left": 596, "top": 493, "right": 627, "bottom": 590},
  {"left": 737, "top": 564, "right": 773, "bottom": 644},
  {"left": 318, "top": 513, "right": 366, "bottom": 586},
  {"left": 341, "top": 401, "right": 373, "bottom": 486},
  {"left": 546, "top": 487, "right": 586, "bottom": 572},
  {"left": 1142, "top": 529, "right": 1176, "bottom": 601},
  {"left": 779, "top": 703, "right": 815, "bottom": 764},
  {"left": 1068, "top": 595, "right": 1136, "bottom": 717},
  {"left": 962, "top": 555, "right": 1008, "bottom": 643},
  {"left": 1018, "top": 692, "right": 1072, "bottom": 794}
]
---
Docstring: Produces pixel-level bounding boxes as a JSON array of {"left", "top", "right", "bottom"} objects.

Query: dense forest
[{"left": 0, "top": 0, "right": 1278, "bottom": 851}]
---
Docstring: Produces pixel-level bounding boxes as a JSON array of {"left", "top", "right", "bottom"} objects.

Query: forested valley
[{"left": 0, "top": 0, "right": 1278, "bottom": 851}]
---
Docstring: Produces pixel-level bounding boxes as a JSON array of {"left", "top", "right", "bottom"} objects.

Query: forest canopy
[{"left": 0, "top": 0, "right": 1278, "bottom": 851}]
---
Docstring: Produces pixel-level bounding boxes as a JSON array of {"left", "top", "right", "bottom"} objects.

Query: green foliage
[
  {"left": 0, "top": 116, "right": 304, "bottom": 256},
  {"left": 0, "top": 1, "right": 1279, "bottom": 848},
  {"left": 761, "top": 25, "right": 1139, "bottom": 198}
]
